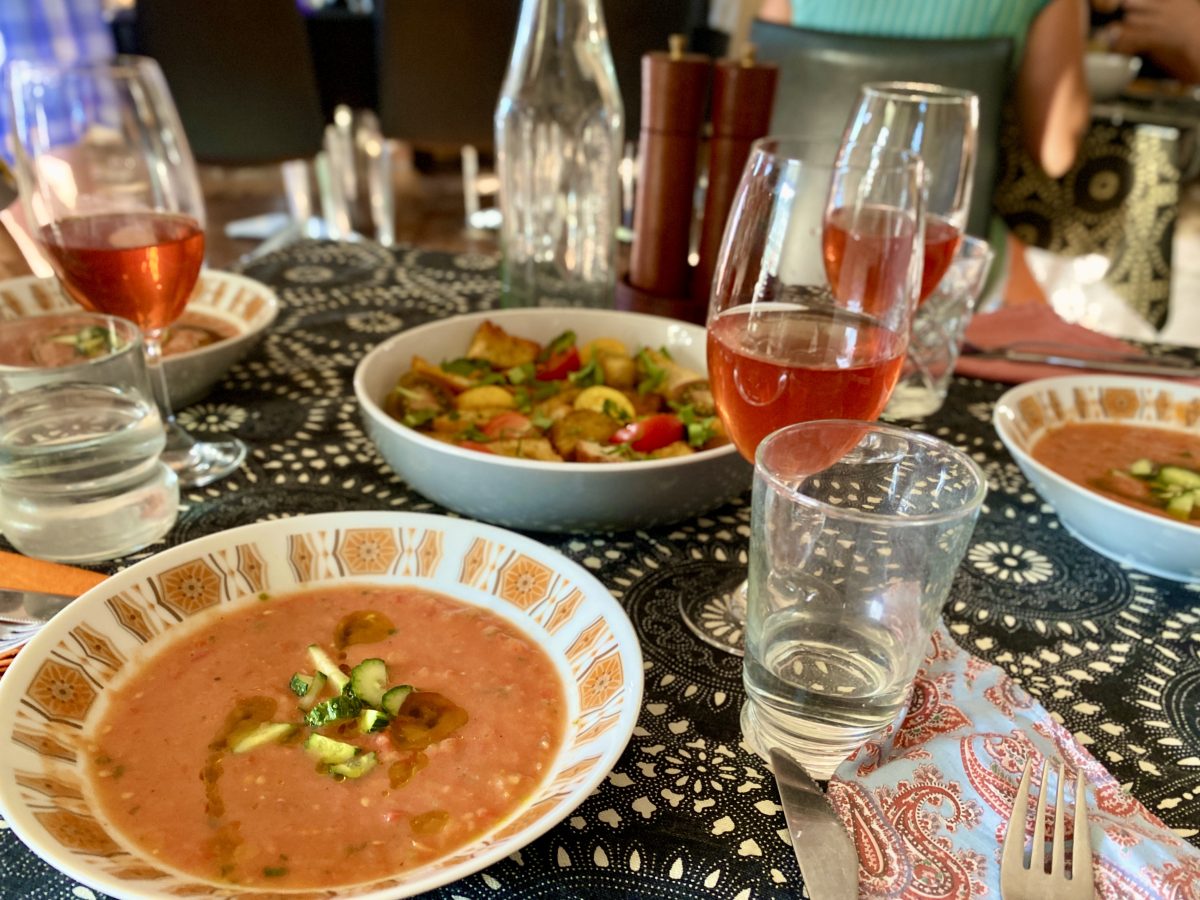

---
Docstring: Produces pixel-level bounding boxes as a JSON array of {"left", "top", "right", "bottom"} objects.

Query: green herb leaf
[
  {"left": 568, "top": 359, "right": 604, "bottom": 387},
  {"left": 442, "top": 357, "right": 492, "bottom": 377},
  {"left": 602, "top": 399, "right": 631, "bottom": 422},
  {"left": 636, "top": 349, "right": 666, "bottom": 395},
  {"left": 506, "top": 363, "right": 535, "bottom": 384},
  {"left": 263, "top": 867, "right": 288, "bottom": 878},
  {"left": 401, "top": 409, "right": 437, "bottom": 429},
  {"left": 538, "top": 330, "right": 577, "bottom": 362},
  {"left": 675, "top": 404, "right": 719, "bottom": 448},
  {"left": 459, "top": 425, "right": 489, "bottom": 443}
]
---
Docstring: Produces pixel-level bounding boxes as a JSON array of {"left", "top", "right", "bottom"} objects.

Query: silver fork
[
  {"left": 1001, "top": 758, "right": 1094, "bottom": 900},
  {"left": 0, "top": 619, "right": 44, "bottom": 653}
]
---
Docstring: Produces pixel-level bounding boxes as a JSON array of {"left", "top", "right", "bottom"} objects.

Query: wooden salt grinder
[
  {"left": 691, "top": 49, "right": 777, "bottom": 303},
  {"left": 629, "top": 35, "right": 711, "bottom": 301}
]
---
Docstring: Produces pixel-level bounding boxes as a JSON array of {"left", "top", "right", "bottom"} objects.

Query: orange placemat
[{"left": 0, "top": 551, "right": 108, "bottom": 676}]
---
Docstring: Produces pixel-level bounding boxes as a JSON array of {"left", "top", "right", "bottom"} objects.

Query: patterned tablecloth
[{"left": 2, "top": 241, "right": 1198, "bottom": 899}]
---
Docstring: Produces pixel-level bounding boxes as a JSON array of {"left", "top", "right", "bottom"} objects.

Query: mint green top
[{"left": 788, "top": 0, "right": 1053, "bottom": 61}]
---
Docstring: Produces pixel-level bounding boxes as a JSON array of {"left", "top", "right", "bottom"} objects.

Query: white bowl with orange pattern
[
  {"left": 0, "top": 269, "right": 278, "bottom": 407},
  {"left": 0, "top": 511, "right": 643, "bottom": 899},
  {"left": 994, "top": 374, "right": 1200, "bottom": 581}
]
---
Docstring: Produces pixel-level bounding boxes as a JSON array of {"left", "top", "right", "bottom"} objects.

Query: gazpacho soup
[
  {"left": 1031, "top": 421, "right": 1200, "bottom": 524},
  {"left": 85, "top": 584, "right": 567, "bottom": 890}
]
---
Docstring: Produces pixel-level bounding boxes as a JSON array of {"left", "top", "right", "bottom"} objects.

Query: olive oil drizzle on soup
[{"left": 86, "top": 586, "right": 566, "bottom": 889}]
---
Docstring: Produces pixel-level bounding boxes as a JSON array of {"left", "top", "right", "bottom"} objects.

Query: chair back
[
  {"left": 749, "top": 21, "right": 1013, "bottom": 236},
  {"left": 376, "top": 0, "right": 521, "bottom": 152},
  {"left": 376, "top": 0, "right": 711, "bottom": 150},
  {"left": 134, "top": 0, "right": 326, "bottom": 165}
]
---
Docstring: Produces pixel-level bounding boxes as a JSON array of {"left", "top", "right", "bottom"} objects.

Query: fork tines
[{"left": 1000, "top": 757, "right": 1094, "bottom": 900}]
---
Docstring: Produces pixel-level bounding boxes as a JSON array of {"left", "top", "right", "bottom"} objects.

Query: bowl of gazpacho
[
  {"left": 0, "top": 269, "right": 278, "bottom": 407},
  {"left": 994, "top": 374, "right": 1200, "bottom": 581},
  {"left": 0, "top": 511, "right": 642, "bottom": 898}
]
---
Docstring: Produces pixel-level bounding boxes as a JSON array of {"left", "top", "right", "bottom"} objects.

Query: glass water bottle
[{"left": 494, "top": 0, "right": 623, "bottom": 308}]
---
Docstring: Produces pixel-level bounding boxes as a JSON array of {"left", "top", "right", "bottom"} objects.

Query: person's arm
[
  {"left": 1108, "top": 0, "right": 1200, "bottom": 83},
  {"left": 1015, "top": 0, "right": 1091, "bottom": 177},
  {"left": 757, "top": 0, "right": 792, "bottom": 24}
]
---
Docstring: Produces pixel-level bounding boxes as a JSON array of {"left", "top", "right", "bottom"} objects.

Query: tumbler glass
[
  {"left": 741, "top": 419, "right": 986, "bottom": 779},
  {"left": 884, "top": 235, "right": 995, "bottom": 419},
  {"left": 0, "top": 312, "right": 179, "bottom": 562}
]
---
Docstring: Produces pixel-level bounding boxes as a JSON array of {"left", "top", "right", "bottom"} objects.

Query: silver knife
[
  {"left": 770, "top": 748, "right": 860, "bottom": 900},
  {"left": 0, "top": 588, "right": 77, "bottom": 625},
  {"left": 959, "top": 345, "right": 1199, "bottom": 378}
]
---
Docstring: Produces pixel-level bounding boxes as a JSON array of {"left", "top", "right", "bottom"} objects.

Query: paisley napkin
[
  {"left": 827, "top": 626, "right": 1200, "bottom": 899},
  {"left": 0, "top": 550, "right": 106, "bottom": 676},
  {"left": 954, "top": 304, "right": 1200, "bottom": 385}
]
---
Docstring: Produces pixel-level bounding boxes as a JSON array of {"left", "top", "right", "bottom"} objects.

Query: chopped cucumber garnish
[
  {"left": 1129, "top": 458, "right": 1154, "bottom": 477},
  {"left": 230, "top": 722, "right": 295, "bottom": 753},
  {"left": 330, "top": 752, "right": 377, "bottom": 779},
  {"left": 381, "top": 684, "right": 414, "bottom": 717},
  {"left": 289, "top": 673, "right": 314, "bottom": 697},
  {"left": 1159, "top": 465, "right": 1200, "bottom": 490},
  {"left": 1166, "top": 492, "right": 1196, "bottom": 520},
  {"left": 349, "top": 658, "right": 388, "bottom": 707},
  {"left": 358, "top": 708, "right": 390, "bottom": 733},
  {"left": 303, "top": 733, "right": 357, "bottom": 765},
  {"left": 304, "top": 694, "right": 361, "bottom": 728},
  {"left": 307, "top": 645, "right": 350, "bottom": 694},
  {"left": 296, "top": 671, "right": 327, "bottom": 712}
]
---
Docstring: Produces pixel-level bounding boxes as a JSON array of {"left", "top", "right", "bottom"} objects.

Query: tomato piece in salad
[
  {"left": 481, "top": 412, "right": 534, "bottom": 439},
  {"left": 535, "top": 345, "right": 581, "bottom": 381},
  {"left": 610, "top": 413, "right": 685, "bottom": 453}
]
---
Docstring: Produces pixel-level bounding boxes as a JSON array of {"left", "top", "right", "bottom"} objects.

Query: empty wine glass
[
  {"left": 840, "top": 82, "right": 979, "bottom": 302},
  {"left": 679, "top": 137, "right": 926, "bottom": 655},
  {"left": 7, "top": 56, "right": 246, "bottom": 487}
]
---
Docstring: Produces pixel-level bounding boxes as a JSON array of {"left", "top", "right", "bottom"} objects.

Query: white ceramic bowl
[
  {"left": 1085, "top": 51, "right": 1142, "bottom": 101},
  {"left": 0, "top": 511, "right": 642, "bottom": 899},
  {"left": 0, "top": 270, "right": 278, "bottom": 407},
  {"left": 354, "top": 308, "right": 753, "bottom": 533},
  {"left": 993, "top": 375, "right": 1200, "bottom": 581}
]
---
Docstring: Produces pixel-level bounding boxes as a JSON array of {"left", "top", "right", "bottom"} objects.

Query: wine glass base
[
  {"left": 679, "top": 579, "right": 748, "bottom": 657},
  {"left": 163, "top": 437, "right": 248, "bottom": 488}
]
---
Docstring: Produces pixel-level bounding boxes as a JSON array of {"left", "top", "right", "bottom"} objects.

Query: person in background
[
  {"left": 0, "top": 0, "right": 115, "bottom": 164},
  {"left": 757, "top": 0, "right": 1091, "bottom": 178},
  {"left": 1093, "top": 0, "right": 1200, "bottom": 83}
]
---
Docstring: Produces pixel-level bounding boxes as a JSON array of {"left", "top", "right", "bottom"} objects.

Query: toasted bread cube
[
  {"left": 485, "top": 437, "right": 563, "bottom": 462},
  {"left": 466, "top": 320, "right": 540, "bottom": 369}
]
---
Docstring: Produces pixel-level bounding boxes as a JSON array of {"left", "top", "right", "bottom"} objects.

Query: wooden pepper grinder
[
  {"left": 691, "top": 47, "right": 778, "bottom": 304},
  {"left": 628, "top": 35, "right": 711, "bottom": 303}
]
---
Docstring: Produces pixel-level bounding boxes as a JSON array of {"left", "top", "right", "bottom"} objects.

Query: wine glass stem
[{"left": 143, "top": 328, "right": 198, "bottom": 461}]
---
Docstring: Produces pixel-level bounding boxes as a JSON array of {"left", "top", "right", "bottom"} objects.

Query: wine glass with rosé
[
  {"left": 679, "top": 137, "right": 926, "bottom": 655},
  {"left": 6, "top": 56, "right": 246, "bottom": 487},
  {"left": 839, "top": 82, "right": 978, "bottom": 304}
]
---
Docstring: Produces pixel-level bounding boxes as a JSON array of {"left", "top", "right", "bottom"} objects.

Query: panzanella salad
[{"left": 384, "top": 320, "right": 731, "bottom": 461}]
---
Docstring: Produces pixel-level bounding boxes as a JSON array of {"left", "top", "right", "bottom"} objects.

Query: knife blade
[
  {"left": 0, "top": 588, "right": 77, "bottom": 625},
  {"left": 770, "top": 748, "right": 859, "bottom": 900},
  {"left": 959, "top": 344, "right": 1200, "bottom": 378}
]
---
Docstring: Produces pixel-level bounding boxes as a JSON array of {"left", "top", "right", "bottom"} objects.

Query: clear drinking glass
[
  {"left": 884, "top": 235, "right": 995, "bottom": 419},
  {"left": 6, "top": 56, "right": 246, "bottom": 487},
  {"left": 0, "top": 312, "right": 179, "bottom": 562},
  {"left": 741, "top": 419, "right": 986, "bottom": 779},
  {"left": 679, "top": 137, "right": 926, "bottom": 655},
  {"left": 494, "top": 0, "right": 624, "bottom": 308},
  {"left": 840, "top": 82, "right": 979, "bottom": 302}
]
